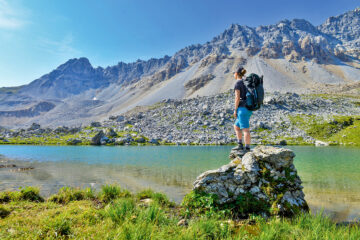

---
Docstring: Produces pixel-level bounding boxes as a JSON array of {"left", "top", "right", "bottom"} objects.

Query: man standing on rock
[{"left": 232, "top": 67, "right": 252, "bottom": 153}]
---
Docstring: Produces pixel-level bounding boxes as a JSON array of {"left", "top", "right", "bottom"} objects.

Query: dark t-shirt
[{"left": 234, "top": 79, "right": 247, "bottom": 107}]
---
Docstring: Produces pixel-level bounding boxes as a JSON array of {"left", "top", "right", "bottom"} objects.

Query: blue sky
[{"left": 0, "top": 0, "right": 359, "bottom": 87}]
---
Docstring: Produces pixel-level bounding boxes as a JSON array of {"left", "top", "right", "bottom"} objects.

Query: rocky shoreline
[{"left": 0, "top": 91, "right": 359, "bottom": 146}]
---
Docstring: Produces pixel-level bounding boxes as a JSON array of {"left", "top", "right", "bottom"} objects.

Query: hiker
[{"left": 232, "top": 67, "right": 252, "bottom": 152}]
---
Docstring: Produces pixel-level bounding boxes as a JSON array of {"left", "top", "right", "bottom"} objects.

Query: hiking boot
[
  {"left": 232, "top": 144, "right": 244, "bottom": 151},
  {"left": 244, "top": 147, "right": 251, "bottom": 153}
]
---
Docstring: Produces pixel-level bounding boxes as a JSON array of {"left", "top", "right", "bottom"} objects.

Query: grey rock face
[{"left": 193, "top": 146, "right": 309, "bottom": 216}]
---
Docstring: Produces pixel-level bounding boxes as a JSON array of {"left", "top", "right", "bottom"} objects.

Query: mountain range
[{"left": 1, "top": 7, "right": 359, "bottom": 128}]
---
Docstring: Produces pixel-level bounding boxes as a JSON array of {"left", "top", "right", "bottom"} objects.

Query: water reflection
[{"left": 0, "top": 145, "right": 359, "bottom": 222}]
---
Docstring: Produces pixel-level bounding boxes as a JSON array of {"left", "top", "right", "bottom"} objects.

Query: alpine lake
[{"left": 0, "top": 145, "right": 359, "bottom": 222}]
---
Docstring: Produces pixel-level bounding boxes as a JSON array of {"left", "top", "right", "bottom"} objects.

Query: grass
[
  {"left": 289, "top": 114, "right": 360, "bottom": 146},
  {"left": 0, "top": 185, "right": 359, "bottom": 239}
]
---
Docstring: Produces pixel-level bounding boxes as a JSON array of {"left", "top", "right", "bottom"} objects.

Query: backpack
[{"left": 243, "top": 73, "right": 264, "bottom": 111}]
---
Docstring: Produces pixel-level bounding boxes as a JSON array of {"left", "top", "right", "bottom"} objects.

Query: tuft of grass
[
  {"left": 106, "top": 198, "right": 136, "bottom": 224},
  {"left": 136, "top": 189, "right": 174, "bottom": 207},
  {"left": 0, "top": 187, "right": 44, "bottom": 202},
  {"left": 98, "top": 184, "right": 131, "bottom": 203},
  {"left": 0, "top": 206, "right": 10, "bottom": 218},
  {"left": 48, "top": 187, "right": 95, "bottom": 204},
  {"left": 44, "top": 217, "right": 72, "bottom": 237},
  {"left": 18, "top": 186, "right": 44, "bottom": 202}
]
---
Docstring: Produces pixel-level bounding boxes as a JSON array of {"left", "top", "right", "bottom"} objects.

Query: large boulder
[
  {"left": 91, "top": 130, "right": 105, "bottom": 145},
  {"left": 192, "top": 146, "right": 309, "bottom": 217}
]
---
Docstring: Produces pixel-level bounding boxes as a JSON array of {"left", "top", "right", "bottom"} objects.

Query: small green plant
[
  {"left": 99, "top": 184, "right": 131, "bottom": 203},
  {"left": 0, "top": 206, "right": 10, "bottom": 218},
  {"left": 16, "top": 186, "right": 44, "bottom": 202},
  {"left": 47, "top": 217, "right": 72, "bottom": 237},
  {"left": 136, "top": 189, "right": 174, "bottom": 207},
  {"left": 48, "top": 187, "right": 94, "bottom": 204},
  {"left": 106, "top": 198, "right": 136, "bottom": 224}
]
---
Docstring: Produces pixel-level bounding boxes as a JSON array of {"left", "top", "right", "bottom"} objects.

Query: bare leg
[
  {"left": 242, "top": 128, "right": 251, "bottom": 145},
  {"left": 233, "top": 125, "right": 242, "bottom": 142}
]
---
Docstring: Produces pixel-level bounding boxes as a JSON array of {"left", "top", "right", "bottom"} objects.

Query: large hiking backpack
[{"left": 243, "top": 73, "right": 264, "bottom": 111}]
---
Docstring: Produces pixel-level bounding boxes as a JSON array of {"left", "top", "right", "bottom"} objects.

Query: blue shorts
[{"left": 234, "top": 107, "right": 252, "bottom": 129}]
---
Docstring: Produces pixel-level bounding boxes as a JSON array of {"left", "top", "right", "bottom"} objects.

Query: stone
[
  {"left": 91, "top": 130, "right": 105, "bottom": 145},
  {"left": 105, "top": 128, "right": 117, "bottom": 137},
  {"left": 91, "top": 122, "right": 101, "bottom": 127},
  {"left": 135, "top": 137, "right": 146, "bottom": 143},
  {"left": 28, "top": 123, "right": 40, "bottom": 131},
  {"left": 177, "top": 219, "right": 188, "bottom": 227},
  {"left": 149, "top": 138, "right": 160, "bottom": 145},
  {"left": 192, "top": 146, "right": 309, "bottom": 217},
  {"left": 116, "top": 116, "right": 125, "bottom": 122},
  {"left": 315, "top": 140, "right": 329, "bottom": 146},
  {"left": 67, "top": 138, "right": 82, "bottom": 145}
]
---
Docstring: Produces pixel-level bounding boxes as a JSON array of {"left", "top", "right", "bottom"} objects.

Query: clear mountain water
[{"left": 0, "top": 145, "right": 359, "bottom": 222}]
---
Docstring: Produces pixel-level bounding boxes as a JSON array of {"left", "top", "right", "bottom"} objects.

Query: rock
[
  {"left": 192, "top": 146, "right": 308, "bottom": 217},
  {"left": 105, "top": 128, "right": 117, "bottom": 137},
  {"left": 100, "top": 136, "right": 109, "bottom": 145},
  {"left": 140, "top": 198, "right": 153, "bottom": 206},
  {"left": 229, "top": 148, "right": 247, "bottom": 159},
  {"left": 91, "top": 130, "right": 105, "bottom": 145},
  {"left": 177, "top": 219, "right": 188, "bottom": 227},
  {"left": 28, "top": 123, "right": 40, "bottom": 131},
  {"left": 116, "top": 116, "right": 125, "bottom": 122},
  {"left": 278, "top": 140, "right": 287, "bottom": 146},
  {"left": 10, "top": 167, "right": 34, "bottom": 172},
  {"left": 0, "top": 164, "right": 17, "bottom": 168},
  {"left": 91, "top": 122, "right": 101, "bottom": 127},
  {"left": 315, "top": 140, "right": 329, "bottom": 146},
  {"left": 67, "top": 138, "right": 82, "bottom": 145},
  {"left": 149, "top": 138, "right": 160, "bottom": 145},
  {"left": 135, "top": 136, "right": 146, "bottom": 143}
]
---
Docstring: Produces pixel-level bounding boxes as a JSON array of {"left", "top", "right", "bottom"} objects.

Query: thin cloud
[
  {"left": 38, "top": 33, "right": 81, "bottom": 57},
  {"left": 0, "top": 0, "right": 27, "bottom": 29}
]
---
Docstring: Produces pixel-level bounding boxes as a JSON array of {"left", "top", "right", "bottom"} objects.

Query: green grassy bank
[{"left": 1, "top": 185, "right": 359, "bottom": 239}]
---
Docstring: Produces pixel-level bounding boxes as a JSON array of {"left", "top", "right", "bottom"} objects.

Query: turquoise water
[{"left": 0, "top": 145, "right": 359, "bottom": 221}]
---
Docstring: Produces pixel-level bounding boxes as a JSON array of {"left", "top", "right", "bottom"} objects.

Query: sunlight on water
[{"left": 0, "top": 145, "right": 359, "bottom": 222}]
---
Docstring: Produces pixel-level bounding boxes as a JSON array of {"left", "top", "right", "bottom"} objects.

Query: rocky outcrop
[
  {"left": 193, "top": 146, "right": 309, "bottom": 217},
  {"left": 0, "top": 102, "right": 55, "bottom": 118},
  {"left": 184, "top": 74, "right": 215, "bottom": 93}
]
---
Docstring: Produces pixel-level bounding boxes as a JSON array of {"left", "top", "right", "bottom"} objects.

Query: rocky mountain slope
[{"left": 0, "top": 8, "right": 359, "bottom": 128}]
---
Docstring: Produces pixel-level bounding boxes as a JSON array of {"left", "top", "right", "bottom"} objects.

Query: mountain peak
[
  {"left": 61, "top": 57, "right": 92, "bottom": 68},
  {"left": 318, "top": 7, "right": 360, "bottom": 48}
]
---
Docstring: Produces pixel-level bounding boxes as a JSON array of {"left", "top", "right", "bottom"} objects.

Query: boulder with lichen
[{"left": 186, "top": 146, "right": 308, "bottom": 217}]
